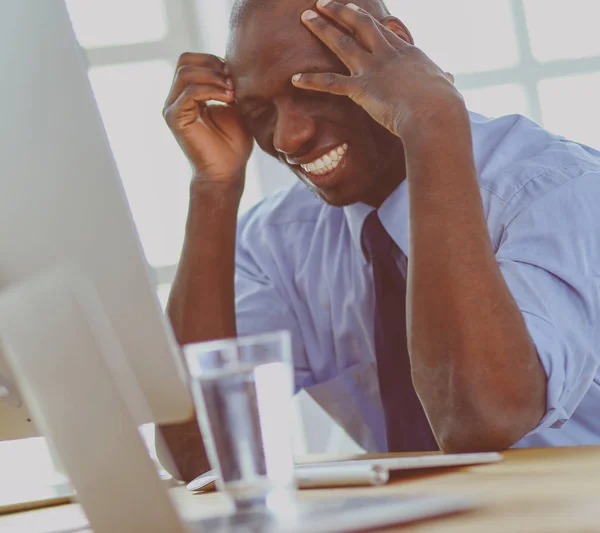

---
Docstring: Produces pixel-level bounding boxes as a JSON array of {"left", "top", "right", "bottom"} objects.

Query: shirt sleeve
[
  {"left": 235, "top": 212, "right": 313, "bottom": 393},
  {"left": 495, "top": 171, "right": 600, "bottom": 434}
]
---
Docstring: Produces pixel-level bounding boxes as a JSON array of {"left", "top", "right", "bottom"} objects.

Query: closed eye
[{"left": 248, "top": 106, "right": 271, "bottom": 122}]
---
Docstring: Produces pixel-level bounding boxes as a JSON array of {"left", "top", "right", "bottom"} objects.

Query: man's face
[{"left": 227, "top": 1, "right": 405, "bottom": 207}]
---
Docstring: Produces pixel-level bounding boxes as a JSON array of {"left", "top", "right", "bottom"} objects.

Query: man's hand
[
  {"left": 164, "top": 53, "right": 253, "bottom": 184},
  {"left": 291, "top": 1, "right": 464, "bottom": 138}
]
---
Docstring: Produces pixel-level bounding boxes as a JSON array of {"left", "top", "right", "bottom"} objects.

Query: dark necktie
[{"left": 361, "top": 210, "right": 439, "bottom": 452}]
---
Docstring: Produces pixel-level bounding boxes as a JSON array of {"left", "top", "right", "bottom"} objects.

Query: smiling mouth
[{"left": 299, "top": 143, "right": 348, "bottom": 176}]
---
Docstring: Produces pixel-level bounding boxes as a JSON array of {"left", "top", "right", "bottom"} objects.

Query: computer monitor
[
  {"left": 0, "top": 0, "right": 192, "bottom": 442},
  {"left": 0, "top": 2, "right": 195, "bottom": 530}
]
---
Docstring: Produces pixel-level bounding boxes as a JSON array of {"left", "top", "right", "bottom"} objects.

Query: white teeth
[{"left": 300, "top": 143, "right": 348, "bottom": 174}]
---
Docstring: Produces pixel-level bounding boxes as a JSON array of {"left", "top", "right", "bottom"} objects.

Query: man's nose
[{"left": 273, "top": 103, "right": 316, "bottom": 157}]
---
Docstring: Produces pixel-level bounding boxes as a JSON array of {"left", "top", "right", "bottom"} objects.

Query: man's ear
[{"left": 380, "top": 16, "right": 415, "bottom": 45}]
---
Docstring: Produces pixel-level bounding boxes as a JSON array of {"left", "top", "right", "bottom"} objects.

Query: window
[
  {"left": 387, "top": 0, "right": 600, "bottom": 132},
  {"left": 67, "top": 0, "right": 265, "bottom": 275},
  {"left": 391, "top": 0, "right": 520, "bottom": 75},
  {"left": 67, "top": 0, "right": 169, "bottom": 47},
  {"left": 539, "top": 72, "right": 600, "bottom": 148},
  {"left": 524, "top": 0, "right": 600, "bottom": 63}
]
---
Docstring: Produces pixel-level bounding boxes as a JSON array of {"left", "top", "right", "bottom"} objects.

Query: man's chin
[
  {"left": 290, "top": 172, "right": 360, "bottom": 207},
  {"left": 307, "top": 184, "right": 362, "bottom": 208}
]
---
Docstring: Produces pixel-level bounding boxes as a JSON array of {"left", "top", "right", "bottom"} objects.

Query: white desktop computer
[
  {"left": 0, "top": 1, "right": 192, "bottom": 442},
  {"left": 0, "top": 2, "right": 475, "bottom": 532},
  {"left": 0, "top": 1, "right": 193, "bottom": 531}
]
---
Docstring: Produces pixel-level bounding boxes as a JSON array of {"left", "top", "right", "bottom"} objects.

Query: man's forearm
[
  {"left": 167, "top": 180, "right": 242, "bottom": 343},
  {"left": 158, "top": 179, "right": 243, "bottom": 482},
  {"left": 404, "top": 107, "right": 546, "bottom": 452}
]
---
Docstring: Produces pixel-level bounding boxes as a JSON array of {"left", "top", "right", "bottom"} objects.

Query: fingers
[
  {"left": 175, "top": 52, "right": 226, "bottom": 72},
  {"left": 301, "top": 8, "right": 368, "bottom": 72},
  {"left": 331, "top": 2, "right": 411, "bottom": 50},
  {"left": 314, "top": 0, "right": 387, "bottom": 53},
  {"left": 163, "top": 84, "right": 234, "bottom": 128},
  {"left": 291, "top": 72, "right": 352, "bottom": 97},
  {"left": 165, "top": 64, "right": 232, "bottom": 108}
]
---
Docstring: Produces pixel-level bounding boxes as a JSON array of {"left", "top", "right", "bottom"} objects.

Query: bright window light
[
  {"left": 386, "top": 0, "right": 520, "bottom": 74},
  {"left": 156, "top": 283, "right": 172, "bottom": 311},
  {"left": 240, "top": 151, "right": 266, "bottom": 215},
  {"left": 88, "top": 61, "right": 266, "bottom": 269},
  {"left": 461, "top": 83, "right": 531, "bottom": 120},
  {"left": 538, "top": 72, "right": 600, "bottom": 149},
  {"left": 194, "top": 0, "right": 231, "bottom": 56},
  {"left": 524, "top": 0, "right": 600, "bottom": 63},
  {"left": 88, "top": 60, "right": 191, "bottom": 268},
  {"left": 65, "top": 0, "right": 168, "bottom": 48},
  {"left": 0, "top": 438, "right": 58, "bottom": 487}
]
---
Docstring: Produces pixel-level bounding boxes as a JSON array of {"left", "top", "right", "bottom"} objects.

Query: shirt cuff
[{"left": 521, "top": 310, "right": 570, "bottom": 436}]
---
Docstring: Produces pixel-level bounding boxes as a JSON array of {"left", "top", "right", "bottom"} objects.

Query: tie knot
[{"left": 361, "top": 211, "right": 395, "bottom": 261}]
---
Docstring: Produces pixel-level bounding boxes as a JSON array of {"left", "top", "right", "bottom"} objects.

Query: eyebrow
[{"left": 235, "top": 53, "right": 342, "bottom": 106}]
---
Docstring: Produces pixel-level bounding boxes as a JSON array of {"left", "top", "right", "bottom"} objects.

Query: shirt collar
[
  {"left": 343, "top": 178, "right": 410, "bottom": 263},
  {"left": 343, "top": 111, "right": 488, "bottom": 263},
  {"left": 343, "top": 201, "right": 373, "bottom": 264}
]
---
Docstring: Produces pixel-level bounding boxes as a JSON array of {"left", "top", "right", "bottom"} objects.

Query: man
[{"left": 157, "top": 0, "right": 600, "bottom": 482}]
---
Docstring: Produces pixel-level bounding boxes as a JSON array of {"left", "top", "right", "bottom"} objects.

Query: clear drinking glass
[{"left": 184, "top": 331, "right": 296, "bottom": 510}]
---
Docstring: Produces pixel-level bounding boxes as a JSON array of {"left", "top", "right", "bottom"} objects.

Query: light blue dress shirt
[{"left": 234, "top": 112, "right": 600, "bottom": 452}]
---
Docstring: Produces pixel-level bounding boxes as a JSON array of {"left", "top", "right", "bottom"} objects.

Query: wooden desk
[{"left": 2, "top": 447, "right": 600, "bottom": 532}]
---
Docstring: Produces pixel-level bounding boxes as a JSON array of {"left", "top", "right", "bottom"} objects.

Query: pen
[
  {"left": 186, "top": 464, "right": 389, "bottom": 492},
  {"left": 295, "top": 464, "right": 389, "bottom": 488}
]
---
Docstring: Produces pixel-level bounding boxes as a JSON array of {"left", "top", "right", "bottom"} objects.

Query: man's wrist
[
  {"left": 403, "top": 107, "right": 474, "bottom": 183},
  {"left": 189, "top": 176, "right": 245, "bottom": 212},
  {"left": 399, "top": 95, "right": 470, "bottom": 152},
  {"left": 182, "top": 177, "right": 244, "bottom": 252}
]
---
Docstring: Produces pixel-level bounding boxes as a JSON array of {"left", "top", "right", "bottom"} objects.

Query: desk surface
[{"left": 2, "top": 446, "right": 600, "bottom": 532}]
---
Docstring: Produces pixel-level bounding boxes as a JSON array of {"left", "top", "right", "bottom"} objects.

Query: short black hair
[{"left": 229, "top": 0, "right": 391, "bottom": 31}]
